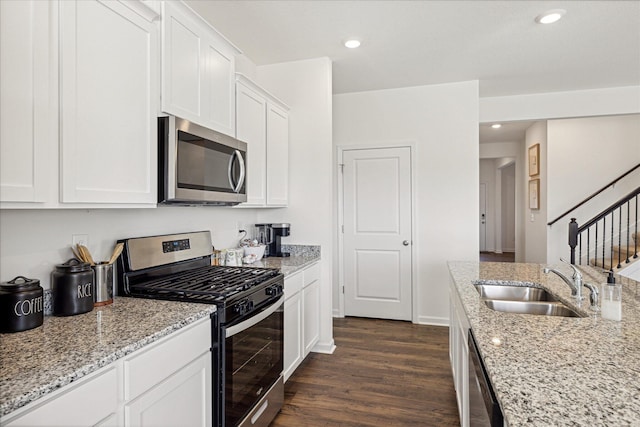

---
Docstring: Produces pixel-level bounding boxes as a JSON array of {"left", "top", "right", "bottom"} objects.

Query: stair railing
[
  {"left": 548, "top": 163, "right": 640, "bottom": 226},
  {"left": 568, "top": 187, "right": 640, "bottom": 268}
]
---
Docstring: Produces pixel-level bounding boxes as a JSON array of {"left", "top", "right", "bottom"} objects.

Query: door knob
[{"left": 403, "top": 240, "right": 410, "bottom": 246}]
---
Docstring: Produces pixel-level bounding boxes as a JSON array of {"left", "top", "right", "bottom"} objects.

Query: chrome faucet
[
  {"left": 543, "top": 259, "right": 583, "bottom": 300},
  {"left": 583, "top": 282, "right": 600, "bottom": 311}
]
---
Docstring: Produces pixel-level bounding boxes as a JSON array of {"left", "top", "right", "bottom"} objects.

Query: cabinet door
[
  {"left": 265, "top": 103, "right": 289, "bottom": 206},
  {"left": 3, "top": 366, "right": 119, "bottom": 427},
  {"left": 302, "top": 279, "right": 320, "bottom": 356},
  {"left": 283, "top": 292, "right": 303, "bottom": 382},
  {"left": 162, "top": 2, "right": 235, "bottom": 137},
  {"left": 0, "top": 0, "right": 54, "bottom": 203},
  {"left": 202, "top": 35, "right": 235, "bottom": 137},
  {"left": 125, "top": 352, "right": 212, "bottom": 427},
  {"left": 236, "top": 82, "right": 267, "bottom": 206},
  {"left": 59, "top": 0, "right": 158, "bottom": 204}
]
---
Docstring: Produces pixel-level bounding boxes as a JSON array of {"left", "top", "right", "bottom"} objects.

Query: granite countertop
[
  {"left": 448, "top": 261, "right": 640, "bottom": 426},
  {"left": 0, "top": 298, "right": 215, "bottom": 417},
  {"left": 247, "top": 244, "right": 320, "bottom": 275}
]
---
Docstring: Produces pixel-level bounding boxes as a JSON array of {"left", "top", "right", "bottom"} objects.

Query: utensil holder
[{"left": 93, "top": 262, "right": 114, "bottom": 307}]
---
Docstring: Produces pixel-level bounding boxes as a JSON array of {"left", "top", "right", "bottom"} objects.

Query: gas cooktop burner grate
[{"left": 129, "top": 265, "right": 280, "bottom": 302}]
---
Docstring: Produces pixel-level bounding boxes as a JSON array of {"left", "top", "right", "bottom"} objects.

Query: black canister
[
  {"left": 52, "top": 258, "right": 94, "bottom": 316},
  {"left": 0, "top": 276, "right": 44, "bottom": 333}
]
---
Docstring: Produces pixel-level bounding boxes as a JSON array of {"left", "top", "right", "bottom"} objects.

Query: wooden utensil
[
  {"left": 77, "top": 245, "right": 95, "bottom": 266},
  {"left": 108, "top": 243, "right": 124, "bottom": 265},
  {"left": 71, "top": 245, "right": 82, "bottom": 261}
]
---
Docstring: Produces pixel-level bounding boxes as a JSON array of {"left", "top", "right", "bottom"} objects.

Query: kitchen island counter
[
  {"left": 0, "top": 298, "right": 215, "bottom": 417},
  {"left": 448, "top": 261, "right": 640, "bottom": 426}
]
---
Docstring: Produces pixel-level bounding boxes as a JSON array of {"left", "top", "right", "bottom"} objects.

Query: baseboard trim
[
  {"left": 417, "top": 315, "right": 449, "bottom": 327},
  {"left": 312, "top": 339, "right": 336, "bottom": 354},
  {"left": 332, "top": 309, "right": 343, "bottom": 318}
]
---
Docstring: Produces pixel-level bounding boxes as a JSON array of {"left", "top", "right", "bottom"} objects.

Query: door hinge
[
  {"left": 339, "top": 163, "right": 344, "bottom": 173},
  {"left": 341, "top": 224, "right": 344, "bottom": 233},
  {"left": 342, "top": 285, "right": 345, "bottom": 294}
]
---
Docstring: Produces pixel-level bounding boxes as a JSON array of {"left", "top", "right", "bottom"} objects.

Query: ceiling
[
  {"left": 479, "top": 121, "right": 534, "bottom": 144},
  {"left": 186, "top": 1, "right": 640, "bottom": 98}
]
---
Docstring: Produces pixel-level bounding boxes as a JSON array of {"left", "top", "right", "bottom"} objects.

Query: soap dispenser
[{"left": 601, "top": 270, "right": 622, "bottom": 321}]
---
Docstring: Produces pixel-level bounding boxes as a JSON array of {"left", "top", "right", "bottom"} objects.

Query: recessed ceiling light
[
  {"left": 491, "top": 124, "right": 502, "bottom": 129},
  {"left": 535, "top": 9, "right": 566, "bottom": 24},
  {"left": 344, "top": 39, "right": 361, "bottom": 49}
]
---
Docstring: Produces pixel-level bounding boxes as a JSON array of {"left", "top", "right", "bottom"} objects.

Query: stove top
[{"left": 128, "top": 265, "right": 280, "bottom": 303}]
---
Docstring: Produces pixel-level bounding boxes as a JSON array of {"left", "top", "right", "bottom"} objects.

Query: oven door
[{"left": 224, "top": 296, "right": 284, "bottom": 427}]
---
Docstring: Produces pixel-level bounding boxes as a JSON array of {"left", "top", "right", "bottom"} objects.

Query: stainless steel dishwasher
[{"left": 468, "top": 330, "right": 504, "bottom": 427}]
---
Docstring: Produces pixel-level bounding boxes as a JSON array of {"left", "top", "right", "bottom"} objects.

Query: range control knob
[
  {"left": 266, "top": 285, "right": 283, "bottom": 296},
  {"left": 234, "top": 300, "right": 249, "bottom": 315}
]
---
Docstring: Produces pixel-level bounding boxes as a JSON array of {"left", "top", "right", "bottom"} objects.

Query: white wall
[
  {"left": 501, "top": 163, "right": 516, "bottom": 252},
  {"left": 333, "top": 80, "right": 479, "bottom": 325},
  {"left": 524, "top": 121, "right": 548, "bottom": 263},
  {"left": 546, "top": 114, "right": 640, "bottom": 263},
  {"left": 480, "top": 159, "right": 497, "bottom": 252},
  {"left": 0, "top": 207, "right": 258, "bottom": 289},
  {"left": 255, "top": 57, "right": 335, "bottom": 353},
  {"left": 480, "top": 86, "right": 640, "bottom": 123}
]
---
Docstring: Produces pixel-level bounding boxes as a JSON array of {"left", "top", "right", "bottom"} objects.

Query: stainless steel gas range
[{"left": 116, "top": 231, "right": 284, "bottom": 427}]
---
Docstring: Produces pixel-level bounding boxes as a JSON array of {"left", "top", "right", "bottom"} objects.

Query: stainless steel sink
[
  {"left": 475, "top": 284, "right": 559, "bottom": 302},
  {"left": 482, "top": 300, "right": 583, "bottom": 317}
]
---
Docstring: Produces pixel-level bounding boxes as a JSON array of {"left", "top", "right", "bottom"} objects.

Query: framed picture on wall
[
  {"left": 528, "top": 143, "right": 540, "bottom": 176},
  {"left": 529, "top": 179, "right": 540, "bottom": 210}
]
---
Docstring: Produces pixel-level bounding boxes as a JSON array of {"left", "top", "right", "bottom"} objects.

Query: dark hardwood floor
[
  {"left": 271, "top": 317, "right": 460, "bottom": 427},
  {"left": 479, "top": 251, "right": 515, "bottom": 262}
]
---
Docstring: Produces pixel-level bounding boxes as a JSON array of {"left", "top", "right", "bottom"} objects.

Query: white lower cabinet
[
  {"left": 3, "top": 367, "right": 119, "bottom": 427},
  {"left": 283, "top": 292, "right": 303, "bottom": 381},
  {"left": 124, "top": 353, "right": 211, "bottom": 427},
  {"left": 449, "top": 280, "right": 470, "bottom": 427},
  {"left": 0, "top": 318, "right": 211, "bottom": 427},
  {"left": 283, "top": 262, "right": 321, "bottom": 382}
]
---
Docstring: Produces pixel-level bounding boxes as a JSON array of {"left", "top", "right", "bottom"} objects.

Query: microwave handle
[{"left": 232, "top": 150, "right": 245, "bottom": 193}]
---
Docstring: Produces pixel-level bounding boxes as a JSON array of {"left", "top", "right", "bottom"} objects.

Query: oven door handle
[{"left": 226, "top": 296, "right": 284, "bottom": 338}]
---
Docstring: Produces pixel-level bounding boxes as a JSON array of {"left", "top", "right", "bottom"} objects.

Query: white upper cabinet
[
  {"left": 235, "top": 75, "right": 289, "bottom": 208},
  {"left": 266, "top": 102, "right": 289, "bottom": 207},
  {"left": 161, "top": 1, "right": 239, "bottom": 137},
  {"left": 236, "top": 81, "right": 267, "bottom": 205},
  {"left": 59, "top": 0, "right": 159, "bottom": 204},
  {"left": 0, "top": 0, "right": 55, "bottom": 203}
]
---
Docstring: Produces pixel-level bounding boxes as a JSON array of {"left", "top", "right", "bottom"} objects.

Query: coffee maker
[{"left": 255, "top": 223, "right": 290, "bottom": 257}]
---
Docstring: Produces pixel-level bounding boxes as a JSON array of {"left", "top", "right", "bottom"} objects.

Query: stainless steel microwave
[{"left": 158, "top": 116, "right": 247, "bottom": 205}]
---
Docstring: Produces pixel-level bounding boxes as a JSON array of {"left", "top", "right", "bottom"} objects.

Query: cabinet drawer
[
  {"left": 303, "top": 263, "right": 320, "bottom": 287},
  {"left": 3, "top": 366, "right": 118, "bottom": 427},
  {"left": 124, "top": 318, "right": 211, "bottom": 400},
  {"left": 284, "top": 271, "right": 303, "bottom": 300}
]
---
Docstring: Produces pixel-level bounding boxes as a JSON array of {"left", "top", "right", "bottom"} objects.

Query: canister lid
[
  {"left": 55, "top": 258, "right": 91, "bottom": 272},
  {"left": 0, "top": 276, "right": 41, "bottom": 292}
]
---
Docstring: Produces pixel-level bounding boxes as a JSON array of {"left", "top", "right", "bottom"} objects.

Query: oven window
[{"left": 225, "top": 303, "right": 283, "bottom": 426}]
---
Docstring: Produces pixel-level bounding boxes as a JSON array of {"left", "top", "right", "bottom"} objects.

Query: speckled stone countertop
[
  {"left": 249, "top": 244, "right": 320, "bottom": 275},
  {"left": 448, "top": 261, "right": 640, "bottom": 427},
  {"left": 0, "top": 298, "right": 215, "bottom": 417}
]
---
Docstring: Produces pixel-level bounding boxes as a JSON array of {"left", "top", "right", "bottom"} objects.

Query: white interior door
[
  {"left": 342, "top": 147, "right": 412, "bottom": 321},
  {"left": 479, "top": 183, "right": 487, "bottom": 252}
]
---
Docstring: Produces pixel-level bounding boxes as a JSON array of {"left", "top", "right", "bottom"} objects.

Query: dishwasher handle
[{"left": 468, "top": 330, "right": 504, "bottom": 427}]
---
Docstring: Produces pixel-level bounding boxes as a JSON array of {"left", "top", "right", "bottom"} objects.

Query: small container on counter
[
  {"left": 92, "top": 262, "right": 114, "bottom": 307},
  {"left": 601, "top": 270, "right": 622, "bottom": 321},
  {"left": 52, "top": 258, "right": 94, "bottom": 316},
  {"left": 0, "top": 276, "right": 44, "bottom": 333}
]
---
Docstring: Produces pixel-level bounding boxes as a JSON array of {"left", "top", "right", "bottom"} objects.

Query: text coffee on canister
[
  {"left": 0, "top": 276, "right": 44, "bottom": 333},
  {"left": 52, "top": 258, "right": 94, "bottom": 316}
]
